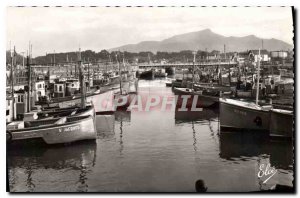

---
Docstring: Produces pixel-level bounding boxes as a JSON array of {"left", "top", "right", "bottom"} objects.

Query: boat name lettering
[
  {"left": 62, "top": 125, "right": 80, "bottom": 132},
  {"left": 234, "top": 109, "right": 247, "bottom": 116}
]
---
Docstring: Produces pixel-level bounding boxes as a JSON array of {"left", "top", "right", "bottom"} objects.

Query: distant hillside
[{"left": 110, "top": 29, "right": 293, "bottom": 53}]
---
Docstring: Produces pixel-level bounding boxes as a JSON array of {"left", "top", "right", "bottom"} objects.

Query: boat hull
[
  {"left": 42, "top": 79, "right": 138, "bottom": 112},
  {"left": 194, "top": 84, "right": 232, "bottom": 92},
  {"left": 173, "top": 88, "right": 219, "bottom": 108},
  {"left": 220, "top": 99, "right": 270, "bottom": 132},
  {"left": 9, "top": 116, "right": 96, "bottom": 144},
  {"left": 270, "top": 109, "right": 293, "bottom": 138},
  {"left": 139, "top": 70, "right": 154, "bottom": 80},
  {"left": 42, "top": 89, "right": 115, "bottom": 113},
  {"left": 38, "top": 105, "right": 95, "bottom": 119}
]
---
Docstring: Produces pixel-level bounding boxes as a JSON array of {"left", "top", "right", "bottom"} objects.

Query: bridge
[{"left": 138, "top": 61, "right": 238, "bottom": 69}]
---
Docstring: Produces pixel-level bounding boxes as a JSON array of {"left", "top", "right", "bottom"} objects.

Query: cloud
[{"left": 6, "top": 7, "right": 293, "bottom": 57}]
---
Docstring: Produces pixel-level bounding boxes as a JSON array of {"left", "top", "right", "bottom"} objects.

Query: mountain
[{"left": 110, "top": 29, "right": 293, "bottom": 53}]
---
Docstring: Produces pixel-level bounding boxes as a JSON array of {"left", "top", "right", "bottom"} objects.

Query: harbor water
[{"left": 7, "top": 79, "right": 293, "bottom": 192}]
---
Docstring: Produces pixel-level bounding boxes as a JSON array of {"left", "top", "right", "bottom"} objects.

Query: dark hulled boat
[
  {"left": 139, "top": 69, "right": 154, "bottom": 80},
  {"left": 269, "top": 109, "right": 293, "bottom": 138},
  {"left": 173, "top": 87, "right": 219, "bottom": 108}
]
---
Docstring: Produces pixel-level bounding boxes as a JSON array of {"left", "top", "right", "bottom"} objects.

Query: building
[
  {"left": 238, "top": 50, "right": 270, "bottom": 64},
  {"left": 270, "top": 51, "right": 288, "bottom": 59},
  {"left": 35, "top": 80, "right": 46, "bottom": 101},
  {"left": 251, "top": 49, "right": 270, "bottom": 62}
]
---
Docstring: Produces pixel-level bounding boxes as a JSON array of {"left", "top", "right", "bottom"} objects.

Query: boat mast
[
  {"left": 192, "top": 51, "right": 196, "bottom": 90},
  {"left": 255, "top": 49, "right": 261, "bottom": 105},
  {"left": 122, "top": 53, "right": 126, "bottom": 71},
  {"left": 78, "top": 48, "right": 86, "bottom": 108},
  {"left": 218, "top": 57, "right": 222, "bottom": 85},
  {"left": 108, "top": 54, "right": 112, "bottom": 71},
  {"left": 11, "top": 45, "right": 15, "bottom": 120},
  {"left": 116, "top": 53, "right": 122, "bottom": 94},
  {"left": 27, "top": 51, "right": 31, "bottom": 112},
  {"left": 87, "top": 57, "right": 90, "bottom": 90}
]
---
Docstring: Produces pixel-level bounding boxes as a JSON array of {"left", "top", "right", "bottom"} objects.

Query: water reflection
[
  {"left": 174, "top": 108, "right": 219, "bottom": 123},
  {"left": 175, "top": 108, "right": 220, "bottom": 152},
  {"left": 96, "top": 115, "right": 115, "bottom": 140},
  {"left": 115, "top": 110, "right": 131, "bottom": 122},
  {"left": 7, "top": 79, "right": 294, "bottom": 192},
  {"left": 7, "top": 141, "right": 97, "bottom": 192},
  {"left": 115, "top": 110, "right": 131, "bottom": 155},
  {"left": 219, "top": 132, "right": 293, "bottom": 170}
]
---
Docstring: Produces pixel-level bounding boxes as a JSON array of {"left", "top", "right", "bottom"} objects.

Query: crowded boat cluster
[
  {"left": 166, "top": 50, "right": 294, "bottom": 139},
  {"left": 6, "top": 47, "right": 294, "bottom": 146}
]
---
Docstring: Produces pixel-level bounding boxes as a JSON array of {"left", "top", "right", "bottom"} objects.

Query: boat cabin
[
  {"left": 6, "top": 97, "right": 13, "bottom": 122},
  {"left": 66, "top": 79, "right": 80, "bottom": 96},
  {"left": 14, "top": 89, "right": 31, "bottom": 120},
  {"left": 54, "top": 82, "right": 66, "bottom": 98}
]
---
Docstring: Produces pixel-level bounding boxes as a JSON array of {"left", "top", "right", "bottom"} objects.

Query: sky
[{"left": 6, "top": 7, "right": 293, "bottom": 57}]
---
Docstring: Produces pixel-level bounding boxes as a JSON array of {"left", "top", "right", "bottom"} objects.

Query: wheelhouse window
[{"left": 17, "top": 95, "right": 24, "bottom": 103}]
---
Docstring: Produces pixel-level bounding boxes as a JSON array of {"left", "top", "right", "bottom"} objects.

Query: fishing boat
[
  {"left": 154, "top": 68, "right": 168, "bottom": 78},
  {"left": 194, "top": 83, "right": 232, "bottom": 95},
  {"left": 7, "top": 114, "right": 96, "bottom": 144},
  {"left": 37, "top": 103, "right": 95, "bottom": 119},
  {"left": 40, "top": 77, "right": 137, "bottom": 112},
  {"left": 113, "top": 53, "right": 133, "bottom": 110},
  {"left": 173, "top": 87, "right": 219, "bottom": 108},
  {"left": 219, "top": 98, "right": 272, "bottom": 131},
  {"left": 173, "top": 52, "right": 219, "bottom": 108},
  {"left": 269, "top": 109, "right": 293, "bottom": 138},
  {"left": 171, "top": 79, "right": 184, "bottom": 88},
  {"left": 174, "top": 107, "right": 218, "bottom": 123},
  {"left": 139, "top": 69, "right": 154, "bottom": 80},
  {"left": 7, "top": 48, "right": 97, "bottom": 145},
  {"left": 219, "top": 49, "right": 272, "bottom": 132}
]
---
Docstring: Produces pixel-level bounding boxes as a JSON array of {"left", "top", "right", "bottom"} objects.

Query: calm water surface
[{"left": 7, "top": 79, "right": 294, "bottom": 192}]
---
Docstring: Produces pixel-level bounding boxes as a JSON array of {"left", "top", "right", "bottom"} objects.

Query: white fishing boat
[
  {"left": 219, "top": 98, "right": 272, "bottom": 131},
  {"left": 219, "top": 49, "right": 272, "bottom": 132},
  {"left": 7, "top": 115, "right": 96, "bottom": 144}
]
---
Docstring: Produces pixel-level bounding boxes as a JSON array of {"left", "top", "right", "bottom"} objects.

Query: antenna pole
[
  {"left": 116, "top": 53, "right": 122, "bottom": 94},
  {"left": 11, "top": 46, "right": 15, "bottom": 120},
  {"left": 255, "top": 49, "right": 261, "bottom": 105},
  {"left": 192, "top": 51, "right": 196, "bottom": 90},
  {"left": 78, "top": 48, "right": 86, "bottom": 108},
  {"left": 27, "top": 54, "right": 31, "bottom": 112}
]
